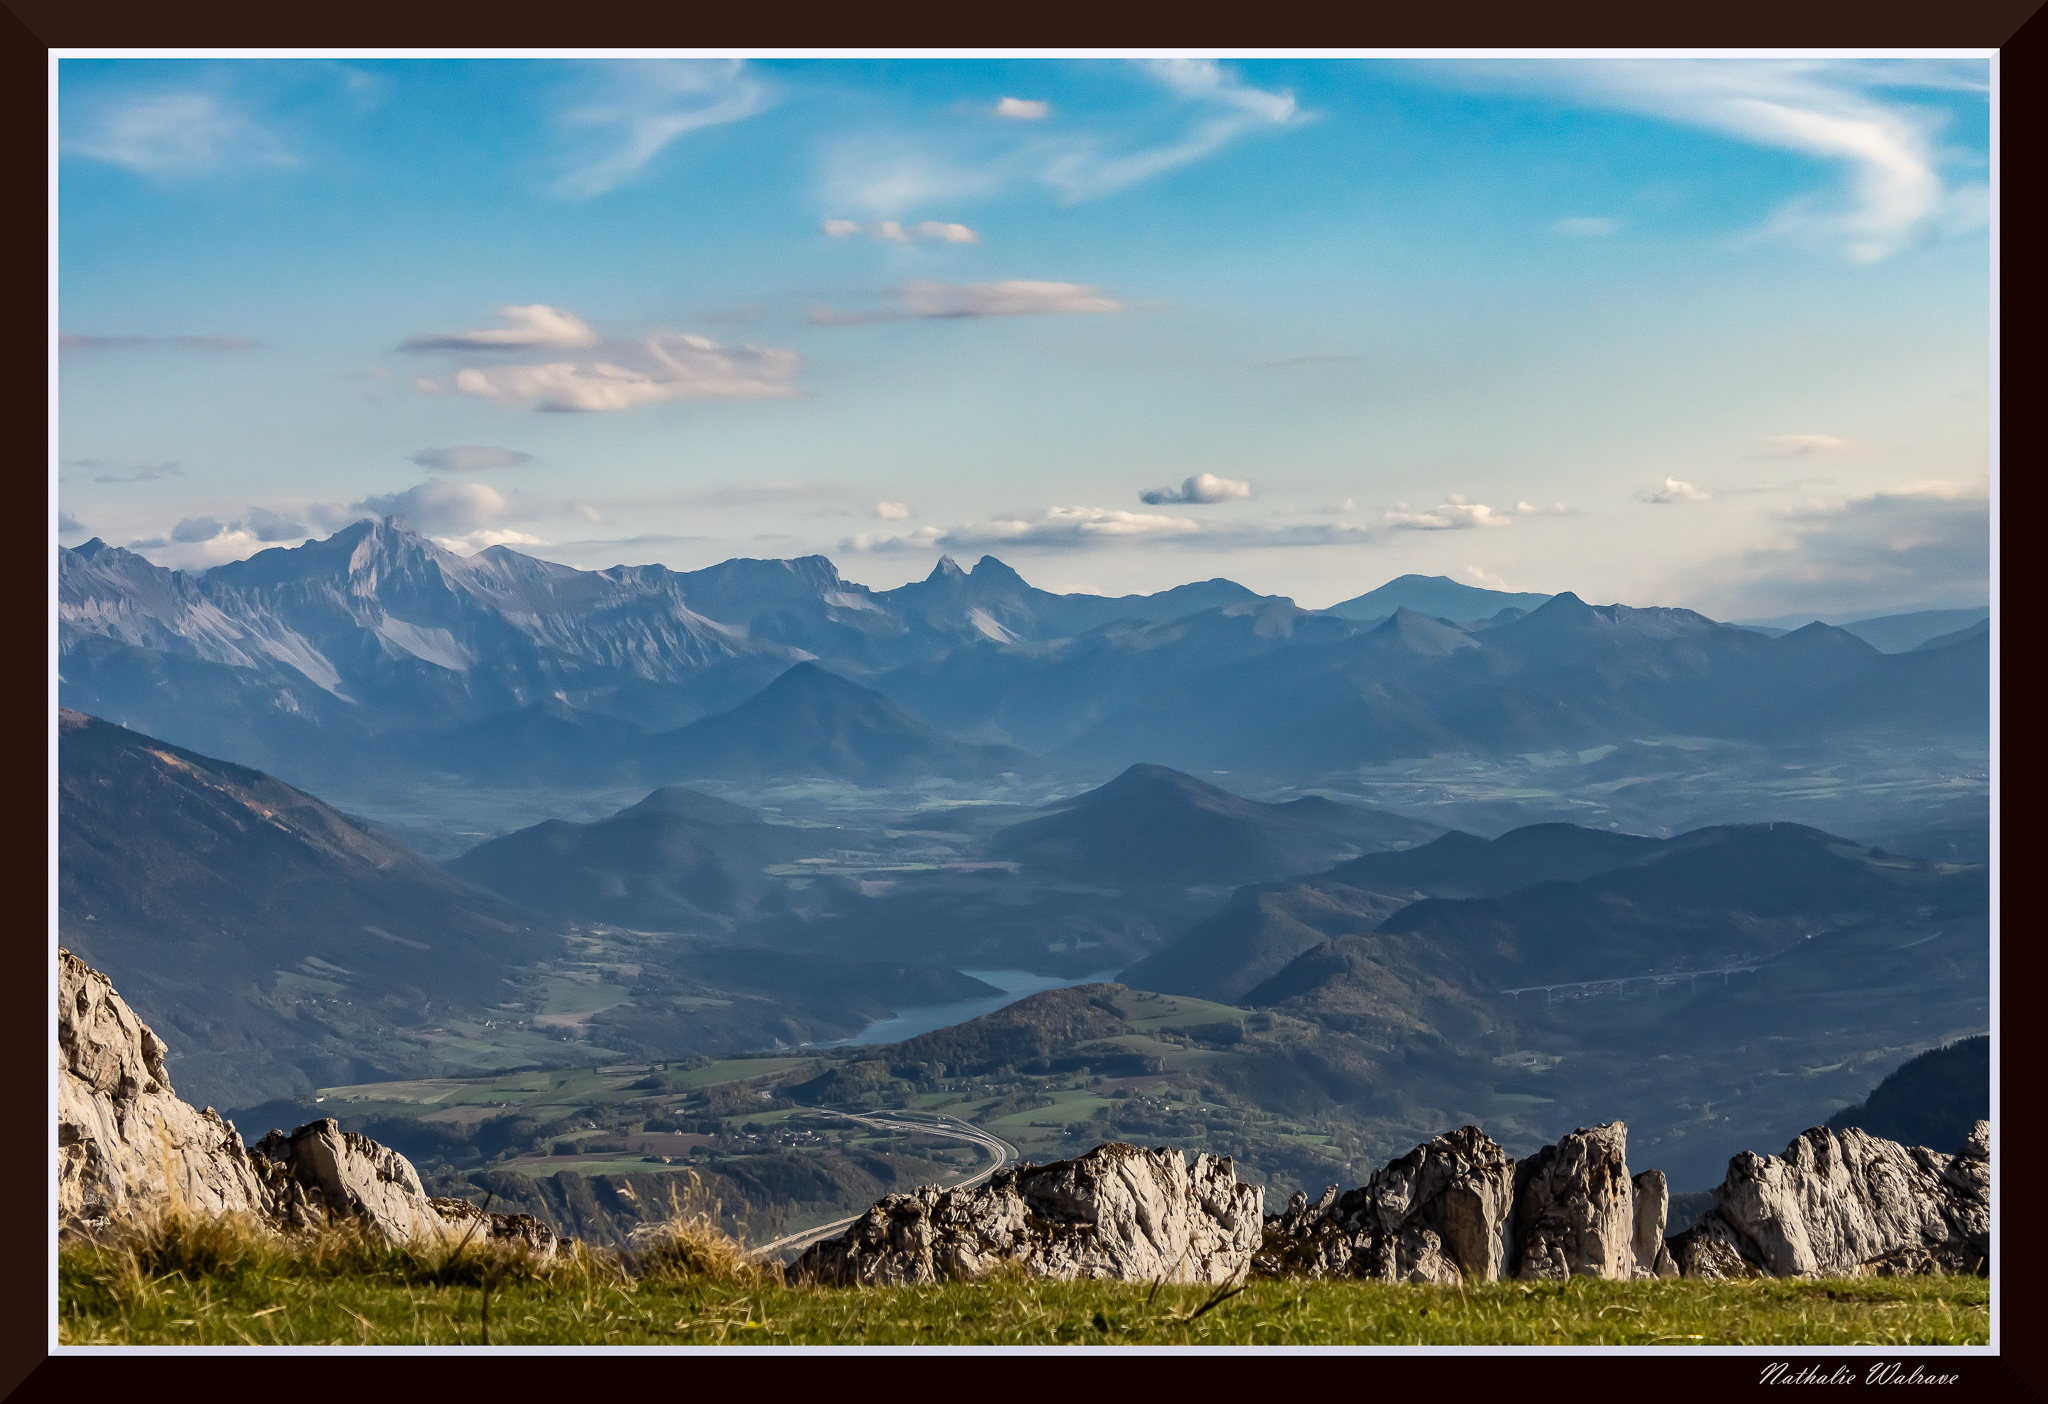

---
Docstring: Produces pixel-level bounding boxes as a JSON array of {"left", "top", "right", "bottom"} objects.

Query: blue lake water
[{"left": 818, "top": 968, "right": 1124, "bottom": 1048}]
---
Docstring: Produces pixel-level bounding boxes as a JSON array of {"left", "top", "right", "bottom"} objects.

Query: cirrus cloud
[
  {"left": 995, "top": 97, "right": 1051, "bottom": 121},
  {"left": 408, "top": 445, "right": 535, "bottom": 472},
  {"left": 811, "top": 279, "right": 1123, "bottom": 325},
  {"left": 548, "top": 59, "right": 774, "bottom": 200}
]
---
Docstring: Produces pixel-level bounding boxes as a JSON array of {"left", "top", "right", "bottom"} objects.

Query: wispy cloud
[
  {"left": 1641, "top": 476, "right": 1711, "bottom": 503},
  {"left": 61, "top": 334, "right": 257, "bottom": 351},
  {"left": 1446, "top": 59, "right": 1985, "bottom": 262},
  {"left": 407, "top": 309, "right": 801, "bottom": 413},
  {"left": 875, "top": 501, "right": 911, "bottom": 519},
  {"left": 1383, "top": 495, "right": 1520, "bottom": 530},
  {"left": 1140, "top": 473, "right": 1252, "bottom": 505},
  {"left": 1554, "top": 216, "right": 1620, "bottom": 236},
  {"left": 59, "top": 511, "right": 87, "bottom": 536},
  {"left": 63, "top": 90, "right": 293, "bottom": 176},
  {"left": 821, "top": 218, "right": 980, "bottom": 244},
  {"left": 1258, "top": 353, "right": 1361, "bottom": 369},
  {"left": 402, "top": 305, "right": 598, "bottom": 351},
  {"left": 811, "top": 279, "right": 1122, "bottom": 324},
  {"left": 1044, "top": 59, "right": 1306, "bottom": 202},
  {"left": 409, "top": 445, "right": 535, "bottom": 472},
  {"left": 549, "top": 59, "right": 773, "bottom": 199},
  {"left": 299, "top": 479, "right": 545, "bottom": 554},
  {"left": 65, "top": 458, "right": 185, "bottom": 484},
  {"left": 1763, "top": 433, "right": 1854, "bottom": 457},
  {"left": 826, "top": 59, "right": 1307, "bottom": 214}
]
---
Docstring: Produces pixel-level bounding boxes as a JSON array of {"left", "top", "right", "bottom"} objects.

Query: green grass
[{"left": 59, "top": 1242, "right": 1989, "bottom": 1347}]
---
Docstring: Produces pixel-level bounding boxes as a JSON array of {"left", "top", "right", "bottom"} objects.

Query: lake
[{"left": 813, "top": 968, "right": 1124, "bottom": 1048}]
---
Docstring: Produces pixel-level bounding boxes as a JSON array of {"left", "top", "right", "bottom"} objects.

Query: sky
[{"left": 54, "top": 54, "right": 1994, "bottom": 618}]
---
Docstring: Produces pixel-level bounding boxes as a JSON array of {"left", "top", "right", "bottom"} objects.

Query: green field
[{"left": 58, "top": 1232, "right": 1989, "bottom": 1347}]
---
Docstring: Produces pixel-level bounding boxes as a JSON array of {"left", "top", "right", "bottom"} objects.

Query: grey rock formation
[
  {"left": 791, "top": 1143, "right": 1263, "bottom": 1286},
  {"left": 57, "top": 947, "right": 538, "bottom": 1253},
  {"left": 1669, "top": 1122, "right": 1989, "bottom": 1279},
  {"left": 1514, "top": 1121, "right": 1639, "bottom": 1281},
  {"left": 247, "top": 1121, "right": 454, "bottom": 1246},
  {"left": 58, "top": 948, "right": 270, "bottom": 1233},
  {"left": 429, "top": 1197, "right": 561, "bottom": 1258},
  {"left": 1254, "top": 1125, "right": 1516, "bottom": 1284},
  {"left": 1631, "top": 1169, "right": 1679, "bottom": 1278}
]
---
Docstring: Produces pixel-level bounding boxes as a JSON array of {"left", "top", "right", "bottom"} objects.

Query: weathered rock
[
  {"left": 247, "top": 1120, "right": 457, "bottom": 1245},
  {"left": 1668, "top": 1122, "right": 1990, "bottom": 1279},
  {"left": 1254, "top": 1125, "right": 1516, "bottom": 1284},
  {"left": 1631, "top": 1169, "right": 1678, "bottom": 1278},
  {"left": 58, "top": 948, "right": 503, "bottom": 1250},
  {"left": 58, "top": 948, "right": 269, "bottom": 1234},
  {"left": 429, "top": 1197, "right": 561, "bottom": 1259},
  {"left": 791, "top": 1143, "right": 1263, "bottom": 1286},
  {"left": 1513, "top": 1121, "right": 1638, "bottom": 1281}
]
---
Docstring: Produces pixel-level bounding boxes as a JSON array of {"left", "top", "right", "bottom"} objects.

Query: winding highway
[{"left": 747, "top": 1109, "right": 1019, "bottom": 1261}]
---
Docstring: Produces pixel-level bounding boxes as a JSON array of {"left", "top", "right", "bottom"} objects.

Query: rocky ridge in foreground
[
  {"left": 58, "top": 949, "right": 555, "bottom": 1255},
  {"left": 58, "top": 947, "right": 1987, "bottom": 1286}
]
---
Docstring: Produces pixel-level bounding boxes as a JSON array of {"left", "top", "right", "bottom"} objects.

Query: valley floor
[{"left": 58, "top": 1259, "right": 1987, "bottom": 1348}]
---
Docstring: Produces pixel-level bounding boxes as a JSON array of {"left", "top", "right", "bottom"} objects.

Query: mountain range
[{"left": 62, "top": 522, "right": 1990, "bottom": 805}]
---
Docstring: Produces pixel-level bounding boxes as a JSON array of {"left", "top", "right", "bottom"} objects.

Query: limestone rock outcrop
[
  {"left": 1668, "top": 1122, "right": 1989, "bottom": 1279},
  {"left": 58, "top": 948, "right": 270, "bottom": 1233},
  {"left": 57, "top": 948, "right": 543, "bottom": 1254},
  {"left": 1513, "top": 1121, "right": 1640, "bottom": 1281},
  {"left": 790, "top": 1143, "right": 1263, "bottom": 1286},
  {"left": 1254, "top": 1125, "right": 1516, "bottom": 1284}
]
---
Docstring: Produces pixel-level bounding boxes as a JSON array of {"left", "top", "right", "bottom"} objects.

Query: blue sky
[{"left": 55, "top": 55, "right": 1993, "bottom": 617}]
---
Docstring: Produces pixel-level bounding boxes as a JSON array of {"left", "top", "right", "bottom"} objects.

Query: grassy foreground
[{"left": 57, "top": 1211, "right": 1988, "bottom": 1348}]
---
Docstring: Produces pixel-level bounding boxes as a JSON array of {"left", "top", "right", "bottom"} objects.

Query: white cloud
[
  {"left": 821, "top": 219, "right": 862, "bottom": 237},
  {"left": 849, "top": 505, "right": 1202, "bottom": 553},
  {"left": 1384, "top": 495, "right": 1517, "bottom": 530},
  {"left": 549, "top": 59, "right": 773, "bottom": 199},
  {"left": 1764, "top": 433, "right": 1853, "bottom": 456},
  {"left": 59, "top": 511, "right": 87, "bottom": 536},
  {"left": 1140, "top": 473, "right": 1253, "bottom": 505},
  {"left": 1045, "top": 59, "right": 1305, "bottom": 201},
  {"left": 403, "top": 305, "right": 598, "bottom": 351},
  {"left": 1668, "top": 477, "right": 1989, "bottom": 617},
  {"left": 814, "top": 280, "right": 1122, "bottom": 324},
  {"left": 876, "top": 220, "right": 910, "bottom": 244},
  {"left": 64, "top": 91, "right": 292, "bottom": 176},
  {"left": 430, "top": 529, "right": 548, "bottom": 555},
  {"left": 408, "top": 445, "right": 535, "bottom": 472},
  {"left": 353, "top": 479, "right": 520, "bottom": 537},
  {"left": 1465, "top": 565, "right": 1515, "bottom": 591},
  {"left": 916, "top": 220, "right": 979, "bottom": 244},
  {"left": 1449, "top": 59, "right": 1985, "bottom": 263},
  {"left": 875, "top": 501, "right": 911, "bottom": 519},
  {"left": 449, "top": 333, "right": 800, "bottom": 412},
  {"left": 995, "top": 97, "right": 1051, "bottom": 121},
  {"left": 1641, "top": 477, "right": 1711, "bottom": 503},
  {"left": 1555, "top": 216, "right": 1620, "bottom": 236}
]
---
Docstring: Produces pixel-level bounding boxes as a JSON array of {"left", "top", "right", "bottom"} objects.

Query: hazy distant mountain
[
  {"left": 1323, "top": 574, "right": 1553, "bottom": 622},
  {"left": 872, "top": 596, "right": 1364, "bottom": 750},
  {"left": 1054, "top": 593, "right": 1967, "bottom": 778},
  {"left": 1736, "top": 606, "right": 1989, "bottom": 653},
  {"left": 877, "top": 554, "right": 1264, "bottom": 648},
  {"left": 1244, "top": 822, "right": 1986, "bottom": 1014},
  {"left": 616, "top": 786, "right": 761, "bottom": 825},
  {"left": 640, "top": 662, "right": 1035, "bottom": 784},
  {"left": 1911, "top": 617, "right": 1989, "bottom": 652},
  {"left": 989, "top": 763, "right": 1440, "bottom": 886},
  {"left": 447, "top": 808, "right": 825, "bottom": 930},
  {"left": 1123, "top": 824, "right": 1663, "bottom": 1003},
  {"left": 57, "top": 708, "right": 566, "bottom": 1106}
]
